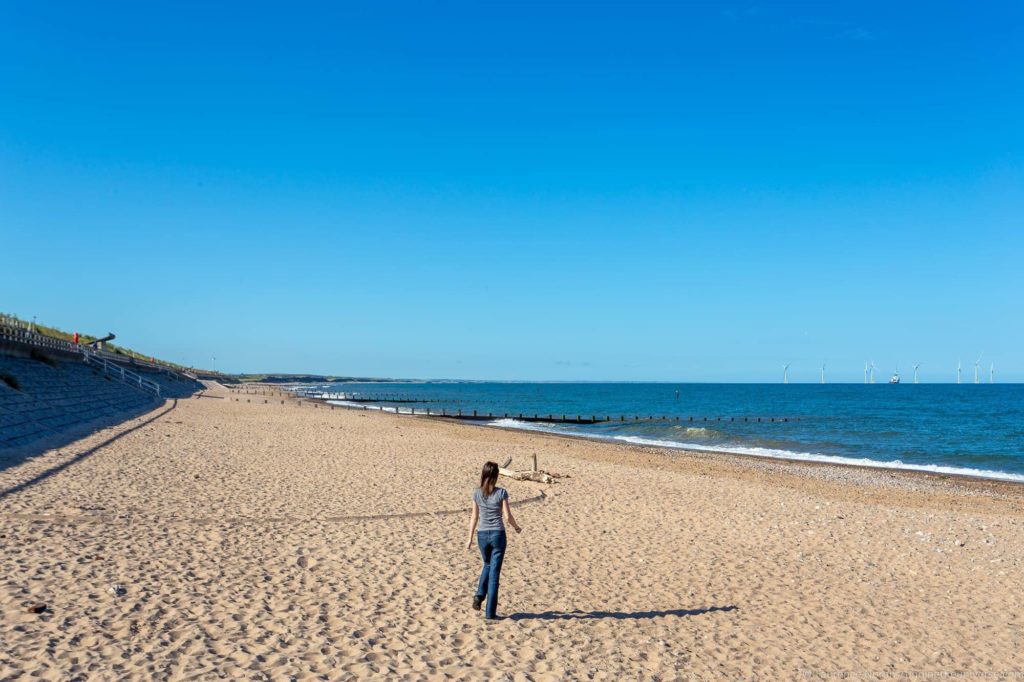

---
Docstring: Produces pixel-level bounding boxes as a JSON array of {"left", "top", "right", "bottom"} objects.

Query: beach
[{"left": 1, "top": 385, "right": 1022, "bottom": 680}]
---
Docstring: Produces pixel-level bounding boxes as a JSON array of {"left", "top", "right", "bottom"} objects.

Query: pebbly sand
[{"left": 1, "top": 384, "right": 1022, "bottom": 680}]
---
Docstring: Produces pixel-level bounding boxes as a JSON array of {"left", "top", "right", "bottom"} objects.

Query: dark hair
[{"left": 480, "top": 461, "right": 499, "bottom": 497}]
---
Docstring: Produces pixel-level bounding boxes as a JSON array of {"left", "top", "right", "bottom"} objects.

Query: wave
[
  {"left": 486, "top": 418, "right": 1024, "bottom": 483},
  {"left": 325, "top": 400, "right": 418, "bottom": 415},
  {"left": 672, "top": 426, "right": 718, "bottom": 437}
]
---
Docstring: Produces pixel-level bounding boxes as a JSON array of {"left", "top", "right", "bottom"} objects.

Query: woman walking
[{"left": 467, "top": 461, "right": 522, "bottom": 621}]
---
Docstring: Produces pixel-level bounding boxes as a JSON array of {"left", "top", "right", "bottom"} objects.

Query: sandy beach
[{"left": 1, "top": 384, "right": 1022, "bottom": 680}]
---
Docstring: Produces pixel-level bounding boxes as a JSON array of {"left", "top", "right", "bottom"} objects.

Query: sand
[{"left": 1, "top": 384, "right": 1022, "bottom": 680}]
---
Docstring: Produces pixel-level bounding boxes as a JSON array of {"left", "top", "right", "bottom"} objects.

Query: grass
[
  {"left": 0, "top": 372, "right": 20, "bottom": 391},
  {"left": 3, "top": 312, "right": 202, "bottom": 374}
]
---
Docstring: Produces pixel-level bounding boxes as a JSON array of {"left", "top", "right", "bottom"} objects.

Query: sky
[{"left": 2, "top": 1, "right": 1022, "bottom": 381}]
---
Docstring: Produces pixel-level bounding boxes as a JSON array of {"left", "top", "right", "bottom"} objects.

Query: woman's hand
[
  {"left": 512, "top": 522, "right": 522, "bottom": 534},
  {"left": 466, "top": 538, "right": 474, "bottom": 550}
]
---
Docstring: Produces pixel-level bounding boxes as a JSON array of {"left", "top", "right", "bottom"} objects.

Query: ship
[{"left": 889, "top": 370, "right": 900, "bottom": 384}]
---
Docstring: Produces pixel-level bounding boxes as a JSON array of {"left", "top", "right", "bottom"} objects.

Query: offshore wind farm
[{"left": 787, "top": 358, "right": 996, "bottom": 385}]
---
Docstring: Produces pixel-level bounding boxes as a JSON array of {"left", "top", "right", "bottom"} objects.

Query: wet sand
[{"left": 1, "top": 384, "right": 1021, "bottom": 680}]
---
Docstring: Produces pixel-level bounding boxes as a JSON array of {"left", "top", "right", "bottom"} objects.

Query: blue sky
[{"left": 2, "top": 2, "right": 1022, "bottom": 381}]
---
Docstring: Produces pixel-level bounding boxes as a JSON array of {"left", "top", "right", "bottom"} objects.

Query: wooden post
[{"left": 532, "top": 454, "right": 538, "bottom": 472}]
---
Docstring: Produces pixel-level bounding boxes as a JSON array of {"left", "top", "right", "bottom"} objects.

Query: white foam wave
[
  {"left": 326, "top": 400, "right": 420, "bottom": 415},
  {"left": 487, "top": 419, "right": 1024, "bottom": 483}
]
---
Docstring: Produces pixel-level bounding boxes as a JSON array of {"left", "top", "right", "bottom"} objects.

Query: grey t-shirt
[{"left": 473, "top": 487, "right": 508, "bottom": 532}]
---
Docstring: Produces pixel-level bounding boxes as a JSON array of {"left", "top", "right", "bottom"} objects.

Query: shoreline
[
  {"left": 312, "top": 396, "right": 1024, "bottom": 499},
  {"left": 475, "top": 418, "right": 1024, "bottom": 500},
  {"left": 482, "top": 416, "right": 1024, "bottom": 487}
]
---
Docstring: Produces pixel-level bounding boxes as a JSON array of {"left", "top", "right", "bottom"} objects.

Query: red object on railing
[{"left": 73, "top": 332, "right": 80, "bottom": 344}]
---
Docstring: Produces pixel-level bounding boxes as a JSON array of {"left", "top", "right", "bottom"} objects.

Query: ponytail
[{"left": 479, "top": 461, "right": 499, "bottom": 497}]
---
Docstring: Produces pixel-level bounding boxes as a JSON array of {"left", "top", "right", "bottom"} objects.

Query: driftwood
[
  {"left": 498, "top": 467, "right": 556, "bottom": 484},
  {"left": 497, "top": 454, "right": 568, "bottom": 485}
]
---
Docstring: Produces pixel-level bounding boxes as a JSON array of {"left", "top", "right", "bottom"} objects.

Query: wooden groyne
[
  {"left": 305, "top": 402, "right": 800, "bottom": 425},
  {"left": 231, "top": 387, "right": 802, "bottom": 425}
]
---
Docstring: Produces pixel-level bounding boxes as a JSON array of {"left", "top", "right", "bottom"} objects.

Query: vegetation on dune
[
  {"left": 2, "top": 312, "right": 209, "bottom": 374},
  {"left": 233, "top": 374, "right": 403, "bottom": 384}
]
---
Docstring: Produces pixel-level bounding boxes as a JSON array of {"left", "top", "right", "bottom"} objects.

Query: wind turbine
[
  {"left": 864, "top": 362, "right": 869, "bottom": 384},
  {"left": 913, "top": 363, "right": 921, "bottom": 384},
  {"left": 820, "top": 361, "right": 826, "bottom": 384},
  {"left": 869, "top": 361, "right": 876, "bottom": 384},
  {"left": 957, "top": 359, "right": 961, "bottom": 385},
  {"left": 974, "top": 353, "right": 984, "bottom": 384},
  {"left": 990, "top": 362, "right": 994, "bottom": 384},
  {"left": 783, "top": 362, "right": 791, "bottom": 384}
]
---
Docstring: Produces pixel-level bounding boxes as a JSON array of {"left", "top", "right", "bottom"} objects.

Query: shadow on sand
[
  {"left": 509, "top": 605, "right": 738, "bottom": 621},
  {"left": 0, "top": 400, "right": 177, "bottom": 501}
]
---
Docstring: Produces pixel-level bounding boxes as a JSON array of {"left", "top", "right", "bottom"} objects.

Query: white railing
[
  {"left": 1, "top": 313, "right": 195, "bottom": 384},
  {"left": 0, "top": 314, "right": 83, "bottom": 355},
  {"left": 83, "top": 351, "right": 161, "bottom": 398}
]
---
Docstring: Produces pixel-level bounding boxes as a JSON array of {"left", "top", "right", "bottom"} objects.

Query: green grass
[{"left": 3, "top": 312, "right": 204, "bottom": 374}]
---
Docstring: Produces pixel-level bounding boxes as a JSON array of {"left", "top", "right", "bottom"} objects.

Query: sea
[{"left": 305, "top": 382, "right": 1024, "bottom": 483}]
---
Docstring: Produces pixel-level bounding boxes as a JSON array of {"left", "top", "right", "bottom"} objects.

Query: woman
[{"left": 466, "top": 461, "right": 522, "bottom": 621}]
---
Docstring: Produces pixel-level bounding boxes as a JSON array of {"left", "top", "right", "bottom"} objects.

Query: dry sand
[{"left": 1, "top": 384, "right": 1022, "bottom": 680}]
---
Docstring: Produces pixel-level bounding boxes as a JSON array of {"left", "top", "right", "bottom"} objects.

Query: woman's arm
[
  {"left": 466, "top": 501, "right": 479, "bottom": 549},
  {"left": 502, "top": 498, "right": 522, "bottom": 534}
]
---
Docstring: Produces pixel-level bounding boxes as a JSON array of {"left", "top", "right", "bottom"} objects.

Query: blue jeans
[{"left": 476, "top": 530, "right": 507, "bottom": 619}]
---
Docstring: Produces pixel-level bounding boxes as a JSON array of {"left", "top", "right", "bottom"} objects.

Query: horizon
[
  {"left": 234, "top": 375, "right": 1015, "bottom": 386},
  {"left": 3, "top": 2, "right": 1022, "bottom": 382}
]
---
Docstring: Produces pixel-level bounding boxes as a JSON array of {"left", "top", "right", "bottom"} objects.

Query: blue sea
[{"left": 307, "top": 382, "right": 1024, "bottom": 482}]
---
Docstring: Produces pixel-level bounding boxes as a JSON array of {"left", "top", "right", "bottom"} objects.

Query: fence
[
  {"left": 0, "top": 314, "right": 84, "bottom": 355},
  {"left": 1, "top": 313, "right": 196, "bottom": 380},
  {"left": 83, "top": 351, "right": 162, "bottom": 397}
]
